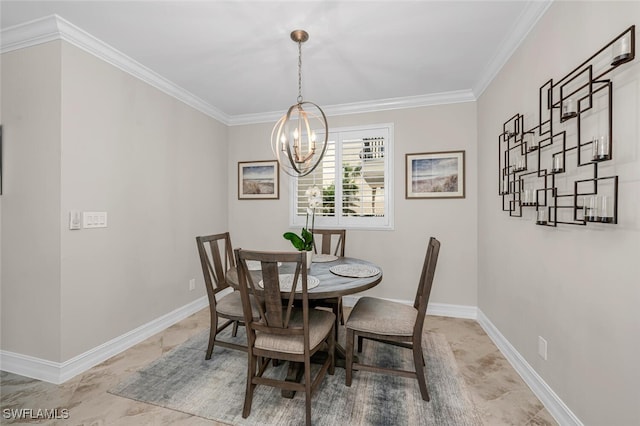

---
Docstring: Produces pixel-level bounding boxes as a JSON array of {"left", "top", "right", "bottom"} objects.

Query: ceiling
[{"left": 0, "top": 1, "right": 551, "bottom": 124}]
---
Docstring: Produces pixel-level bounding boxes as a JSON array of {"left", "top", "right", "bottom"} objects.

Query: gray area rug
[{"left": 110, "top": 328, "right": 482, "bottom": 425}]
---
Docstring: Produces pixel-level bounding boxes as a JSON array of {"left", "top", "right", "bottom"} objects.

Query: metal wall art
[{"left": 498, "top": 25, "right": 635, "bottom": 227}]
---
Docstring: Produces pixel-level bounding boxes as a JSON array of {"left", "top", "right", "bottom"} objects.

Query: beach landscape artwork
[
  {"left": 406, "top": 151, "right": 465, "bottom": 199},
  {"left": 238, "top": 160, "right": 279, "bottom": 199}
]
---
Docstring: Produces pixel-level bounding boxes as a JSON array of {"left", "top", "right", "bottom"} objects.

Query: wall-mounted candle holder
[
  {"left": 524, "top": 132, "right": 538, "bottom": 153},
  {"left": 552, "top": 155, "right": 564, "bottom": 174},
  {"left": 501, "top": 178, "right": 509, "bottom": 195},
  {"left": 611, "top": 32, "right": 632, "bottom": 66},
  {"left": 584, "top": 196, "right": 598, "bottom": 222},
  {"left": 522, "top": 189, "right": 537, "bottom": 206},
  {"left": 583, "top": 195, "right": 614, "bottom": 223},
  {"left": 511, "top": 156, "right": 526, "bottom": 173},
  {"left": 591, "top": 135, "right": 610, "bottom": 161},
  {"left": 498, "top": 26, "right": 632, "bottom": 227},
  {"left": 599, "top": 195, "right": 613, "bottom": 223},
  {"left": 561, "top": 98, "right": 577, "bottom": 120}
]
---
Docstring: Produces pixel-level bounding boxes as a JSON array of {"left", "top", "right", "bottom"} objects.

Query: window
[{"left": 291, "top": 123, "right": 393, "bottom": 230}]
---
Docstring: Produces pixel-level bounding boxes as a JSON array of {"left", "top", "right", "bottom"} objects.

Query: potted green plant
[{"left": 284, "top": 186, "right": 322, "bottom": 268}]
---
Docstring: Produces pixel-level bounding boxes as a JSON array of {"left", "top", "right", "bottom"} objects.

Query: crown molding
[
  {"left": 473, "top": 0, "right": 553, "bottom": 98},
  {"left": 0, "top": 15, "right": 231, "bottom": 125},
  {"left": 227, "top": 90, "right": 476, "bottom": 126},
  {"left": 4, "top": 13, "right": 531, "bottom": 127}
]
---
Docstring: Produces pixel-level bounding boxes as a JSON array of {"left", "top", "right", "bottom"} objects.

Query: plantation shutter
[{"left": 293, "top": 124, "right": 393, "bottom": 229}]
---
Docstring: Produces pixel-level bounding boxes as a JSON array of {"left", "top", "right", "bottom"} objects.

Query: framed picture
[
  {"left": 405, "top": 150, "right": 465, "bottom": 199},
  {"left": 238, "top": 160, "right": 279, "bottom": 200}
]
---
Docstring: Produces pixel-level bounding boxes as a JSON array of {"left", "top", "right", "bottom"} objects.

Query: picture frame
[
  {"left": 405, "top": 150, "right": 465, "bottom": 199},
  {"left": 238, "top": 160, "right": 279, "bottom": 200}
]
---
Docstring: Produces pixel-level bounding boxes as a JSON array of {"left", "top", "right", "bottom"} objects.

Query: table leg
[{"left": 281, "top": 361, "right": 304, "bottom": 399}]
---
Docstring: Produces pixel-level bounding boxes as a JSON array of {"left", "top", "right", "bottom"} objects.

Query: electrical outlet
[
  {"left": 189, "top": 278, "right": 196, "bottom": 291},
  {"left": 538, "top": 336, "right": 548, "bottom": 360}
]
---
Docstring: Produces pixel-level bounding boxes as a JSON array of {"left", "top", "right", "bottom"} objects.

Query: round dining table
[{"left": 225, "top": 255, "right": 383, "bottom": 300}]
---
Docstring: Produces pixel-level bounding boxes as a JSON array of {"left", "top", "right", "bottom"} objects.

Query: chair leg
[
  {"left": 329, "top": 324, "right": 335, "bottom": 375},
  {"left": 345, "top": 328, "right": 354, "bottom": 386},
  {"left": 232, "top": 320, "right": 239, "bottom": 337},
  {"left": 243, "top": 353, "right": 257, "bottom": 418},
  {"left": 332, "top": 304, "right": 340, "bottom": 341},
  {"left": 338, "top": 297, "right": 345, "bottom": 325},
  {"left": 206, "top": 309, "right": 217, "bottom": 360},
  {"left": 413, "top": 342, "right": 430, "bottom": 402},
  {"left": 304, "top": 357, "right": 312, "bottom": 426}
]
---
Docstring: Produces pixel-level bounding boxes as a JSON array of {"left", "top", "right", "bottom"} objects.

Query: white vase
[{"left": 305, "top": 250, "right": 313, "bottom": 270}]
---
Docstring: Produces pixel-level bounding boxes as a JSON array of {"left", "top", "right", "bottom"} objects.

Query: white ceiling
[{"left": 0, "top": 1, "right": 551, "bottom": 124}]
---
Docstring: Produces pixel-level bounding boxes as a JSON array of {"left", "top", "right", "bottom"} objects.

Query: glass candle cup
[
  {"left": 592, "top": 135, "right": 610, "bottom": 161},
  {"left": 599, "top": 195, "right": 613, "bottom": 223},
  {"left": 562, "top": 98, "right": 577, "bottom": 119},
  {"left": 584, "top": 196, "right": 598, "bottom": 222},
  {"left": 611, "top": 33, "right": 632, "bottom": 66},
  {"left": 536, "top": 209, "right": 547, "bottom": 225},
  {"left": 552, "top": 155, "right": 564, "bottom": 173}
]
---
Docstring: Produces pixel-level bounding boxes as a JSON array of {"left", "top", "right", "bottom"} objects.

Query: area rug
[{"left": 109, "top": 328, "right": 482, "bottom": 425}]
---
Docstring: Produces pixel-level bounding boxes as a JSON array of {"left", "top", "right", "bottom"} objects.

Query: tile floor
[{"left": 0, "top": 309, "right": 557, "bottom": 425}]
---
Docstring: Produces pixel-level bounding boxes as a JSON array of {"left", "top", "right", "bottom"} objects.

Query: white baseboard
[
  {"left": 0, "top": 294, "right": 583, "bottom": 426},
  {"left": 477, "top": 309, "right": 583, "bottom": 426},
  {"left": 343, "top": 295, "right": 478, "bottom": 320},
  {"left": 0, "top": 296, "right": 208, "bottom": 384}
]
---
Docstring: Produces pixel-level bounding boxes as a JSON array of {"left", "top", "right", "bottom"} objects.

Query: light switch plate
[
  {"left": 69, "top": 210, "right": 82, "bottom": 230},
  {"left": 83, "top": 212, "right": 108, "bottom": 228}
]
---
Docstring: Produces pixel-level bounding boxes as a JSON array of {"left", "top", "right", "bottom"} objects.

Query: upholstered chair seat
[
  {"left": 345, "top": 297, "right": 417, "bottom": 336},
  {"left": 216, "top": 291, "right": 261, "bottom": 320},
  {"left": 255, "top": 309, "right": 335, "bottom": 354}
]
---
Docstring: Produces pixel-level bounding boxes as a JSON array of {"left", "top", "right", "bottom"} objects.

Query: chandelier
[{"left": 271, "top": 30, "right": 328, "bottom": 177}]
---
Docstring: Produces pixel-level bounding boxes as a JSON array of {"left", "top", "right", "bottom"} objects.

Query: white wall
[
  {"left": 1, "top": 42, "right": 63, "bottom": 361},
  {"left": 477, "top": 2, "right": 640, "bottom": 425},
  {"left": 1, "top": 40, "right": 228, "bottom": 362},
  {"left": 228, "top": 103, "right": 478, "bottom": 307}
]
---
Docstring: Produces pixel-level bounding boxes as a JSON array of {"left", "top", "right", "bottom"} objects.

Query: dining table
[
  {"left": 226, "top": 255, "right": 382, "bottom": 301},
  {"left": 225, "top": 254, "right": 383, "bottom": 397}
]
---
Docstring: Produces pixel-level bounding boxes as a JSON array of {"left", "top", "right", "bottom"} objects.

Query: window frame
[{"left": 289, "top": 123, "right": 394, "bottom": 230}]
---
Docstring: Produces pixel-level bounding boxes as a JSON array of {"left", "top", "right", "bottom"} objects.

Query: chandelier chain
[{"left": 297, "top": 40, "right": 303, "bottom": 104}]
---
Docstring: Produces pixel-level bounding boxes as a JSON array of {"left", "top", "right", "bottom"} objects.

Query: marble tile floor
[{"left": 1, "top": 308, "right": 557, "bottom": 425}]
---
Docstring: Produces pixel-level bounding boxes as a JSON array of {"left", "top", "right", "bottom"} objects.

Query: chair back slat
[
  {"left": 413, "top": 237, "right": 441, "bottom": 337},
  {"left": 312, "top": 229, "right": 346, "bottom": 256},
  {"left": 196, "top": 232, "right": 235, "bottom": 300},
  {"left": 235, "top": 249, "right": 309, "bottom": 339}
]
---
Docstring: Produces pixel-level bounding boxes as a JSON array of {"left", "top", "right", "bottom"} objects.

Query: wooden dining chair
[
  {"left": 311, "top": 229, "right": 347, "bottom": 330},
  {"left": 195, "top": 232, "right": 260, "bottom": 360},
  {"left": 344, "top": 237, "right": 441, "bottom": 401},
  {"left": 234, "top": 249, "right": 335, "bottom": 426}
]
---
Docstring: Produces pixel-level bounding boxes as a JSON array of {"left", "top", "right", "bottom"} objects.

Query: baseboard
[
  {"left": 477, "top": 309, "right": 583, "bottom": 426},
  {"left": 0, "top": 294, "right": 583, "bottom": 426},
  {"left": 0, "top": 296, "right": 208, "bottom": 384},
  {"left": 342, "top": 295, "right": 478, "bottom": 320}
]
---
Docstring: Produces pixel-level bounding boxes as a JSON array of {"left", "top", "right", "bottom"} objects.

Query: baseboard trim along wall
[
  {"left": 0, "top": 296, "right": 208, "bottom": 385},
  {"left": 477, "top": 310, "right": 584, "bottom": 426},
  {"left": 0, "top": 295, "right": 582, "bottom": 426}
]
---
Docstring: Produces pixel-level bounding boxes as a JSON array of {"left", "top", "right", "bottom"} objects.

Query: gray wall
[
  {"left": 477, "top": 2, "right": 640, "bottom": 424},
  {"left": 1, "top": 42, "right": 63, "bottom": 361},
  {"left": 1, "top": 40, "right": 228, "bottom": 362},
  {"left": 228, "top": 103, "right": 479, "bottom": 307}
]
